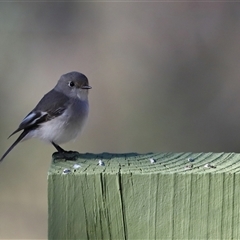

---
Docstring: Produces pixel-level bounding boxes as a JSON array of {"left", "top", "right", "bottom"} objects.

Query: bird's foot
[{"left": 52, "top": 150, "right": 80, "bottom": 162}]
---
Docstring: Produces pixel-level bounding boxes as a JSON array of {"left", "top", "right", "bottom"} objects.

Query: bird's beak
[{"left": 81, "top": 85, "right": 92, "bottom": 89}]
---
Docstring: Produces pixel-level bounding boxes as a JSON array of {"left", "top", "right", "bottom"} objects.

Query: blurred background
[{"left": 0, "top": 2, "right": 240, "bottom": 239}]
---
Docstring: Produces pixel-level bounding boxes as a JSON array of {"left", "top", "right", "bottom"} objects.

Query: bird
[{"left": 0, "top": 71, "right": 91, "bottom": 162}]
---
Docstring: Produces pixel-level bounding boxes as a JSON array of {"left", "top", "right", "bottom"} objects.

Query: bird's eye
[{"left": 68, "top": 81, "right": 75, "bottom": 87}]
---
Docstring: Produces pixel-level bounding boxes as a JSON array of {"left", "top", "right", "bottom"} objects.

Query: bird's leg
[
  {"left": 52, "top": 142, "right": 66, "bottom": 152},
  {"left": 51, "top": 142, "right": 79, "bottom": 161}
]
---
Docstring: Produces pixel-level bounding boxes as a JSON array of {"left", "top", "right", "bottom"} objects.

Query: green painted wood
[{"left": 48, "top": 152, "right": 240, "bottom": 239}]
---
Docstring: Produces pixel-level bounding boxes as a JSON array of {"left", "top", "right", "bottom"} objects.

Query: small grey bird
[{"left": 0, "top": 71, "right": 91, "bottom": 162}]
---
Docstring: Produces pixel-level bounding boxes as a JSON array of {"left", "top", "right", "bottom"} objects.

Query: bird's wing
[{"left": 8, "top": 89, "right": 70, "bottom": 138}]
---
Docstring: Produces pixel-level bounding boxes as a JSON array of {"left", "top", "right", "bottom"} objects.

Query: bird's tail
[{"left": 0, "top": 130, "right": 29, "bottom": 162}]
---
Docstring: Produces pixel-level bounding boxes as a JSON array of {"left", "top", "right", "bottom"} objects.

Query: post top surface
[{"left": 48, "top": 152, "right": 240, "bottom": 175}]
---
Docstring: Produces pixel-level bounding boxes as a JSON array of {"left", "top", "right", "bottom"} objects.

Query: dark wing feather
[
  {"left": 9, "top": 89, "right": 70, "bottom": 138},
  {"left": 33, "top": 89, "right": 70, "bottom": 116}
]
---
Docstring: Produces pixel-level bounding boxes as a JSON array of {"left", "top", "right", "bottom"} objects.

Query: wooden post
[{"left": 48, "top": 152, "right": 240, "bottom": 239}]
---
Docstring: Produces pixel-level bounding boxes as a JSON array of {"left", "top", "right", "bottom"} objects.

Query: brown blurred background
[{"left": 0, "top": 2, "right": 240, "bottom": 239}]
